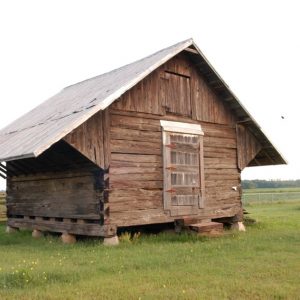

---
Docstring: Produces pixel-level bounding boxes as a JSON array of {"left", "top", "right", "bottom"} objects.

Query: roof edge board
[{"left": 0, "top": 153, "right": 36, "bottom": 163}]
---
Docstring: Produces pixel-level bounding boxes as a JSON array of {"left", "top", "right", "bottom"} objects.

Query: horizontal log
[
  {"left": 110, "top": 127, "right": 161, "bottom": 142},
  {"left": 110, "top": 172, "right": 163, "bottom": 181},
  {"left": 204, "top": 147, "right": 237, "bottom": 154},
  {"left": 110, "top": 166, "right": 162, "bottom": 175},
  {"left": 110, "top": 161, "right": 162, "bottom": 169},
  {"left": 10, "top": 171, "right": 96, "bottom": 182},
  {"left": 111, "top": 153, "right": 161, "bottom": 163},
  {"left": 205, "top": 179, "right": 240, "bottom": 188},
  {"left": 204, "top": 168, "right": 239, "bottom": 175},
  {"left": 109, "top": 208, "right": 172, "bottom": 226},
  {"left": 9, "top": 178, "right": 95, "bottom": 193},
  {"left": 6, "top": 190, "right": 98, "bottom": 203},
  {"left": 109, "top": 196, "right": 162, "bottom": 212},
  {"left": 203, "top": 136, "right": 237, "bottom": 148},
  {"left": 204, "top": 157, "right": 236, "bottom": 165},
  {"left": 201, "top": 124, "right": 236, "bottom": 139},
  {"left": 169, "top": 206, "right": 199, "bottom": 217},
  {"left": 7, "top": 218, "right": 116, "bottom": 237},
  {"left": 205, "top": 174, "right": 240, "bottom": 180},
  {"left": 109, "top": 188, "right": 162, "bottom": 197},
  {"left": 111, "top": 114, "right": 161, "bottom": 132},
  {"left": 110, "top": 180, "right": 163, "bottom": 189},
  {"left": 7, "top": 202, "right": 100, "bottom": 220},
  {"left": 111, "top": 139, "right": 161, "bottom": 155},
  {"left": 204, "top": 164, "right": 237, "bottom": 169},
  {"left": 204, "top": 151, "right": 237, "bottom": 159}
]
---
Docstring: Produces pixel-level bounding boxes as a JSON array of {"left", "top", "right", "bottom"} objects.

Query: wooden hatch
[{"left": 161, "top": 121, "right": 205, "bottom": 217}]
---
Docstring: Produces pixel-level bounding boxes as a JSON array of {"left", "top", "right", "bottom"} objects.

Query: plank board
[{"left": 236, "top": 124, "right": 262, "bottom": 170}]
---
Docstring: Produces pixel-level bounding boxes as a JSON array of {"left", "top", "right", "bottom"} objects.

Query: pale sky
[{"left": 0, "top": 0, "right": 299, "bottom": 190}]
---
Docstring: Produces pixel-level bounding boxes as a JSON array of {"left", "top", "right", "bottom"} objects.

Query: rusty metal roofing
[{"left": 0, "top": 38, "right": 286, "bottom": 166}]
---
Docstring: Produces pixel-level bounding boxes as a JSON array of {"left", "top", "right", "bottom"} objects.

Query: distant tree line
[{"left": 242, "top": 179, "right": 300, "bottom": 189}]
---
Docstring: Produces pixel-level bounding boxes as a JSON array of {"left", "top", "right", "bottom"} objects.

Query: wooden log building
[{"left": 0, "top": 39, "right": 286, "bottom": 241}]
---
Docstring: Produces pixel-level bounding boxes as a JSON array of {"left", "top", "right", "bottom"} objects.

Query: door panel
[{"left": 163, "top": 131, "right": 204, "bottom": 216}]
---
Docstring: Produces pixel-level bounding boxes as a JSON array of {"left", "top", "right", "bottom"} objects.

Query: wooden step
[{"left": 189, "top": 221, "right": 223, "bottom": 235}]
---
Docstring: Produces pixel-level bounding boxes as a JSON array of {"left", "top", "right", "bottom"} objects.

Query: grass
[
  {"left": 0, "top": 202, "right": 299, "bottom": 299},
  {"left": 242, "top": 188, "right": 300, "bottom": 205},
  {"left": 243, "top": 187, "right": 300, "bottom": 194}
]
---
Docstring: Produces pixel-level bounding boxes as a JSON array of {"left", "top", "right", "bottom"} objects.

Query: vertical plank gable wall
[
  {"left": 236, "top": 124, "right": 262, "bottom": 170},
  {"left": 109, "top": 53, "right": 243, "bottom": 226},
  {"left": 64, "top": 110, "right": 110, "bottom": 170}
]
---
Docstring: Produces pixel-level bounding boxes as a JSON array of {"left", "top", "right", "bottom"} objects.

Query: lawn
[
  {"left": 243, "top": 187, "right": 300, "bottom": 194},
  {"left": 0, "top": 202, "right": 299, "bottom": 300}
]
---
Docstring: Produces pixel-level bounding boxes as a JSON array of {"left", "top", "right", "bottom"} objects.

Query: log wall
[
  {"left": 107, "top": 53, "right": 244, "bottom": 226},
  {"left": 5, "top": 141, "right": 116, "bottom": 236},
  {"left": 108, "top": 111, "right": 241, "bottom": 226}
]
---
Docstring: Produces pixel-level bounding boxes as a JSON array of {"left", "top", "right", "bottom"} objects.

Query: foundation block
[
  {"left": 61, "top": 232, "right": 77, "bottom": 244},
  {"left": 6, "top": 226, "right": 19, "bottom": 234},
  {"left": 231, "top": 222, "right": 246, "bottom": 232},
  {"left": 32, "top": 229, "right": 43, "bottom": 238},
  {"left": 103, "top": 235, "right": 119, "bottom": 246}
]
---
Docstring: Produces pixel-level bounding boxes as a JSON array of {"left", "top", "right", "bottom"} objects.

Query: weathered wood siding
[
  {"left": 5, "top": 141, "right": 112, "bottom": 236},
  {"left": 7, "top": 170, "right": 101, "bottom": 220},
  {"left": 107, "top": 53, "right": 244, "bottom": 226},
  {"left": 108, "top": 110, "right": 241, "bottom": 226},
  {"left": 236, "top": 124, "right": 262, "bottom": 170},
  {"left": 111, "top": 53, "right": 236, "bottom": 125},
  {"left": 64, "top": 109, "right": 110, "bottom": 169}
]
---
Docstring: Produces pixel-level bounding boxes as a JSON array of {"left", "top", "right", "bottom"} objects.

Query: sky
[{"left": 0, "top": 0, "right": 299, "bottom": 189}]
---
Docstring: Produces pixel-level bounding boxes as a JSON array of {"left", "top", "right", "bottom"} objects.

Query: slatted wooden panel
[
  {"left": 110, "top": 53, "right": 237, "bottom": 125},
  {"left": 111, "top": 70, "right": 163, "bottom": 115},
  {"left": 191, "top": 67, "right": 236, "bottom": 125},
  {"left": 236, "top": 124, "right": 262, "bottom": 170},
  {"left": 63, "top": 108, "right": 110, "bottom": 170},
  {"left": 162, "top": 53, "right": 191, "bottom": 77},
  {"left": 163, "top": 132, "right": 204, "bottom": 217},
  {"left": 64, "top": 110, "right": 104, "bottom": 168},
  {"left": 161, "top": 72, "right": 191, "bottom": 116}
]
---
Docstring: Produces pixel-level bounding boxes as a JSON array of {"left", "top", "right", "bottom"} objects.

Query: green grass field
[
  {"left": 0, "top": 201, "right": 299, "bottom": 299},
  {"left": 242, "top": 188, "right": 300, "bottom": 206},
  {"left": 243, "top": 187, "right": 300, "bottom": 193}
]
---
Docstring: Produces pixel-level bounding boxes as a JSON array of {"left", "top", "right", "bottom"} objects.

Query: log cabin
[{"left": 0, "top": 39, "right": 286, "bottom": 242}]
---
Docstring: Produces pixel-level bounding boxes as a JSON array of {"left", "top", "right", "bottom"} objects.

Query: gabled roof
[{"left": 0, "top": 38, "right": 286, "bottom": 166}]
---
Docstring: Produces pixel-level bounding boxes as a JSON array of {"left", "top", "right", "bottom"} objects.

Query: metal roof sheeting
[{"left": 0, "top": 38, "right": 286, "bottom": 165}]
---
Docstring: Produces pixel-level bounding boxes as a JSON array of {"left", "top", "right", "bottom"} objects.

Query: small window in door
[{"left": 160, "top": 120, "right": 205, "bottom": 217}]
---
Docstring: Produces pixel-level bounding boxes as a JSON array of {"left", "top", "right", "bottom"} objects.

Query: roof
[{"left": 0, "top": 38, "right": 286, "bottom": 166}]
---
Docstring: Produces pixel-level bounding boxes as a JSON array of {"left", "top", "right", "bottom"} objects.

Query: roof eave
[{"left": 0, "top": 152, "right": 36, "bottom": 163}]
